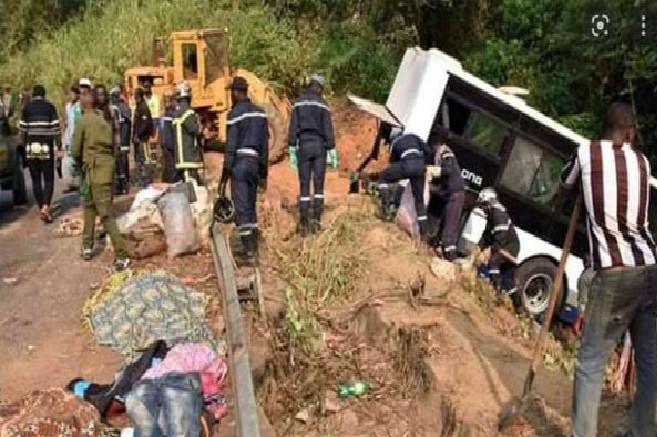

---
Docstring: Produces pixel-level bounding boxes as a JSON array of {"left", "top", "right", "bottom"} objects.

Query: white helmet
[
  {"left": 477, "top": 187, "right": 497, "bottom": 205},
  {"left": 175, "top": 81, "right": 192, "bottom": 99}
]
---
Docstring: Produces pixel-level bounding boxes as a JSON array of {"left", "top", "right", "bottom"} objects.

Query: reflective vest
[{"left": 172, "top": 108, "right": 202, "bottom": 169}]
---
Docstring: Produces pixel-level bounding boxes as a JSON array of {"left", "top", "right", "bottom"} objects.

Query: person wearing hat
[
  {"left": 71, "top": 87, "right": 130, "bottom": 271},
  {"left": 110, "top": 85, "right": 132, "bottom": 193},
  {"left": 142, "top": 80, "right": 161, "bottom": 130},
  {"left": 220, "top": 76, "right": 269, "bottom": 265},
  {"left": 287, "top": 73, "right": 337, "bottom": 236},
  {"left": 160, "top": 88, "right": 179, "bottom": 183},
  {"left": 19, "top": 84, "right": 60, "bottom": 223},
  {"left": 172, "top": 81, "right": 203, "bottom": 183},
  {"left": 132, "top": 87, "right": 154, "bottom": 187}
]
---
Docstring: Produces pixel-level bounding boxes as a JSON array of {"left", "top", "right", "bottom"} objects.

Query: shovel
[{"left": 500, "top": 194, "right": 582, "bottom": 429}]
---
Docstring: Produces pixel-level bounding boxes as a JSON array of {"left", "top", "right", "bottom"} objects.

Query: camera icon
[{"left": 591, "top": 14, "right": 610, "bottom": 37}]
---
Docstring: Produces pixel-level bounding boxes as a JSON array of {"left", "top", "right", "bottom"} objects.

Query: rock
[
  {"left": 324, "top": 390, "right": 341, "bottom": 414},
  {"left": 339, "top": 410, "right": 359, "bottom": 433},
  {"left": 295, "top": 408, "right": 311, "bottom": 423},
  {"left": 430, "top": 257, "right": 456, "bottom": 281},
  {"left": 2, "top": 277, "right": 18, "bottom": 285}
]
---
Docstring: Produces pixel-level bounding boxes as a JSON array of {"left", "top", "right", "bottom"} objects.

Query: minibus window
[
  {"left": 500, "top": 136, "right": 563, "bottom": 206},
  {"left": 464, "top": 112, "right": 507, "bottom": 156}
]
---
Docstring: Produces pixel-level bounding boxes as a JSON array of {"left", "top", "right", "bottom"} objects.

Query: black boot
[
  {"left": 311, "top": 209, "right": 322, "bottom": 234},
  {"left": 298, "top": 216, "right": 310, "bottom": 238},
  {"left": 241, "top": 233, "right": 257, "bottom": 267}
]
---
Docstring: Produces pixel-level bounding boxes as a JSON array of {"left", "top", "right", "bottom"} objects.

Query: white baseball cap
[{"left": 79, "top": 78, "right": 93, "bottom": 88}]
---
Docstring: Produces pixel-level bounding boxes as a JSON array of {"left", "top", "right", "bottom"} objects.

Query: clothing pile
[
  {"left": 76, "top": 270, "right": 227, "bottom": 436},
  {"left": 0, "top": 388, "right": 101, "bottom": 437},
  {"left": 83, "top": 270, "right": 219, "bottom": 360}
]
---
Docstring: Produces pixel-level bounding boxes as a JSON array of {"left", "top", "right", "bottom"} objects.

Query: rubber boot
[
  {"left": 298, "top": 216, "right": 310, "bottom": 238},
  {"left": 241, "top": 233, "right": 256, "bottom": 267},
  {"left": 311, "top": 209, "right": 322, "bottom": 234}
]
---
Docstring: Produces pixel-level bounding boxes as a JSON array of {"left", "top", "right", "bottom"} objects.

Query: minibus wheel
[{"left": 515, "top": 258, "right": 565, "bottom": 318}]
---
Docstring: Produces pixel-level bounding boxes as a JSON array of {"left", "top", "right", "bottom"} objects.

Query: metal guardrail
[{"left": 210, "top": 222, "right": 261, "bottom": 437}]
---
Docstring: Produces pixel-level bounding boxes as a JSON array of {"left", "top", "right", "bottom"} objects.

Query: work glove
[
  {"left": 426, "top": 165, "right": 441, "bottom": 179},
  {"left": 327, "top": 148, "right": 339, "bottom": 169},
  {"left": 288, "top": 145, "right": 298, "bottom": 171}
]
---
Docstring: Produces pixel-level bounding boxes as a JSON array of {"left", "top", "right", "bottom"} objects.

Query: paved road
[{"left": 0, "top": 170, "right": 120, "bottom": 401}]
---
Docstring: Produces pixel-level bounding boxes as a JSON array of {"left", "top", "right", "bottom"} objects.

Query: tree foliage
[{"left": 0, "top": 0, "right": 656, "bottom": 161}]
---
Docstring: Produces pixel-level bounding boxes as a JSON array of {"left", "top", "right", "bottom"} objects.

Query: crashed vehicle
[
  {"left": 0, "top": 126, "right": 27, "bottom": 206},
  {"left": 349, "top": 47, "right": 657, "bottom": 320}
]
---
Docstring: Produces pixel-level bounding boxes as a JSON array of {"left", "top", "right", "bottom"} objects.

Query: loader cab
[{"left": 171, "top": 29, "right": 230, "bottom": 111}]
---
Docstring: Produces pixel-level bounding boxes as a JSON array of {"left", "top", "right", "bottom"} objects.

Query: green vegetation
[{"left": 1, "top": 0, "right": 656, "bottom": 159}]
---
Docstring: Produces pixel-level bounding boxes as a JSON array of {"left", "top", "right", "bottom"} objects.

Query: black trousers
[
  {"left": 298, "top": 140, "right": 326, "bottom": 222},
  {"left": 440, "top": 191, "right": 465, "bottom": 259},
  {"left": 489, "top": 250, "right": 521, "bottom": 308},
  {"left": 162, "top": 146, "right": 179, "bottom": 183},
  {"left": 28, "top": 159, "right": 54, "bottom": 208},
  {"left": 115, "top": 149, "right": 130, "bottom": 193},
  {"left": 378, "top": 157, "right": 427, "bottom": 235},
  {"left": 231, "top": 157, "right": 259, "bottom": 233}
]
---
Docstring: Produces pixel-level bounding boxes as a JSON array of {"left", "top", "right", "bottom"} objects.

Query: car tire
[
  {"left": 515, "top": 257, "right": 566, "bottom": 318},
  {"left": 12, "top": 167, "right": 27, "bottom": 206}
]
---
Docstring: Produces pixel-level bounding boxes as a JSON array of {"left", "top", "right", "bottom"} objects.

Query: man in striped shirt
[
  {"left": 561, "top": 102, "right": 657, "bottom": 437},
  {"left": 19, "top": 84, "right": 60, "bottom": 223}
]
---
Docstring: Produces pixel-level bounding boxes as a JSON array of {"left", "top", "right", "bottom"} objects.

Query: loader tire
[{"left": 263, "top": 103, "right": 287, "bottom": 164}]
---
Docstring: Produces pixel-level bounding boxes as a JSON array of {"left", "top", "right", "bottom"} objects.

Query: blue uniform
[
  {"left": 287, "top": 89, "right": 335, "bottom": 228},
  {"left": 378, "top": 133, "right": 432, "bottom": 236},
  {"left": 160, "top": 106, "right": 178, "bottom": 183},
  {"left": 222, "top": 98, "right": 269, "bottom": 258},
  {"left": 435, "top": 144, "right": 465, "bottom": 259}
]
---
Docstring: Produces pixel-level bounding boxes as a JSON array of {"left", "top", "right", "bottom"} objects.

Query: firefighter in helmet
[{"left": 172, "top": 81, "right": 203, "bottom": 184}]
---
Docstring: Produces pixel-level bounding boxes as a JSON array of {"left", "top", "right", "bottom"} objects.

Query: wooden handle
[{"left": 523, "top": 194, "right": 582, "bottom": 397}]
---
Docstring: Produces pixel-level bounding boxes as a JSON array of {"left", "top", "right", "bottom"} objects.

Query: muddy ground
[{"left": 0, "top": 100, "right": 633, "bottom": 436}]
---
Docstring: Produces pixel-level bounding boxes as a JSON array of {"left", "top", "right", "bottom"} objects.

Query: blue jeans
[
  {"left": 572, "top": 265, "right": 657, "bottom": 437},
  {"left": 126, "top": 373, "right": 203, "bottom": 437}
]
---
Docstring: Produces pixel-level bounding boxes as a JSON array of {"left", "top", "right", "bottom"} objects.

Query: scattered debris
[
  {"left": 2, "top": 277, "right": 18, "bottom": 285},
  {"left": 295, "top": 408, "right": 311, "bottom": 423}
]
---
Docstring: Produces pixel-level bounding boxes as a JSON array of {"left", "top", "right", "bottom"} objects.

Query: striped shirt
[{"left": 561, "top": 140, "right": 656, "bottom": 269}]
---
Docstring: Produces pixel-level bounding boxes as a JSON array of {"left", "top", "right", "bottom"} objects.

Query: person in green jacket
[{"left": 71, "top": 86, "right": 130, "bottom": 271}]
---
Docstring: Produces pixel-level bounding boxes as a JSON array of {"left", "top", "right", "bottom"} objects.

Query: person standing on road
[
  {"left": 172, "top": 81, "right": 203, "bottom": 184},
  {"left": 160, "top": 90, "right": 178, "bottom": 183},
  {"left": 63, "top": 85, "right": 80, "bottom": 191},
  {"left": 561, "top": 102, "right": 657, "bottom": 437},
  {"left": 110, "top": 85, "right": 132, "bottom": 194},
  {"left": 71, "top": 86, "right": 129, "bottom": 271},
  {"left": 377, "top": 129, "right": 432, "bottom": 239},
  {"left": 427, "top": 135, "right": 465, "bottom": 261},
  {"left": 19, "top": 84, "right": 61, "bottom": 223},
  {"left": 287, "top": 74, "right": 337, "bottom": 236},
  {"left": 220, "top": 76, "right": 268, "bottom": 265},
  {"left": 475, "top": 187, "right": 521, "bottom": 310},
  {"left": 132, "top": 88, "right": 153, "bottom": 188}
]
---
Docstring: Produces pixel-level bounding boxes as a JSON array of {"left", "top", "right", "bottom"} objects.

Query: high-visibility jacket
[
  {"left": 172, "top": 103, "right": 202, "bottom": 169},
  {"left": 145, "top": 94, "right": 161, "bottom": 119}
]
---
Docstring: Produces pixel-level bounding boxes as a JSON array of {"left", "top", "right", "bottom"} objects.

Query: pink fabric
[{"left": 142, "top": 343, "right": 228, "bottom": 420}]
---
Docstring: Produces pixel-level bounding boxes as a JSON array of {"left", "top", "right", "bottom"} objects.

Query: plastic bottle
[{"left": 337, "top": 381, "right": 371, "bottom": 398}]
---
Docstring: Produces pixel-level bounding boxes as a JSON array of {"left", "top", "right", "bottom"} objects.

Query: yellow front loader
[{"left": 124, "top": 28, "right": 290, "bottom": 163}]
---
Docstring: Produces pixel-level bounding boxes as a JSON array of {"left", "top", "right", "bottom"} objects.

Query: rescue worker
[
  {"left": 220, "top": 76, "right": 269, "bottom": 265},
  {"left": 476, "top": 187, "right": 521, "bottom": 310},
  {"left": 110, "top": 85, "right": 132, "bottom": 194},
  {"left": 159, "top": 90, "right": 178, "bottom": 183},
  {"left": 377, "top": 129, "right": 432, "bottom": 239},
  {"left": 172, "top": 81, "right": 203, "bottom": 184},
  {"left": 132, "top": 88, "right": 153, "bottom": 187},
  {"left": 71, "top": 85, "right": 130, "bottom": 271},
  {"left": 428, "top": 140, "right": 465, "bottom": 261},
  {"left": 19, "top": 84, "right": 60, "bottom": 223},
  {"left": 143, "top": 81, "right": 161, "bottom": 131},
  {"left": 287, "top": 74, "right": 337, "bottom": 236}
]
